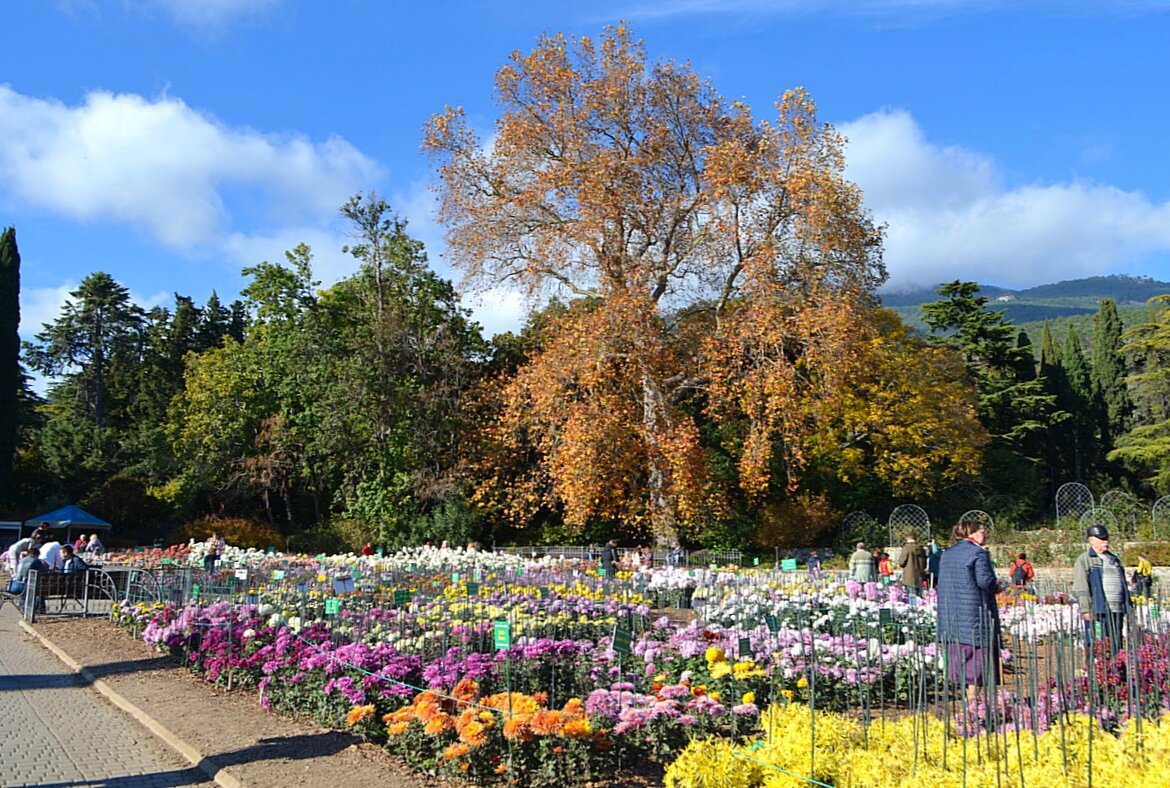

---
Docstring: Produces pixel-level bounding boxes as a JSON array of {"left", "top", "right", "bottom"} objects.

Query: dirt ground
[{"left": 31, "top": 616, "right": 664, "bottom": 787}]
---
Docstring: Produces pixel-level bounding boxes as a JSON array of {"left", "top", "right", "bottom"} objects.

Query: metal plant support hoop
[
  {"left": 888, "top": 504, "right": 930, "bottom": 547},
  {"left": 1055, "top": 482, "right": 1094, "bottom": 526}
]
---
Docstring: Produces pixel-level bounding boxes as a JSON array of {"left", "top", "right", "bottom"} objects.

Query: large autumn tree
[{"left": 426, "top": 26, "right": 889, "bottom": 544}]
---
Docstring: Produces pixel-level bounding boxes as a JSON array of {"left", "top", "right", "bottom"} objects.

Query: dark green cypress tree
[
  {"left": 0, "top": 227, "right": 20, "bottom": 505},
  {"left": 1061, "top": 326, "right": 1105, "bottom": 482},
  {"left": 1091, "top": 298, "right": 1133, "bottom": 442}
]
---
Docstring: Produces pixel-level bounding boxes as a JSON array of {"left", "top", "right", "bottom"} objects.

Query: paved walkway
[{"left": 0, "top": 601, "right": 216, "bottom": 788}]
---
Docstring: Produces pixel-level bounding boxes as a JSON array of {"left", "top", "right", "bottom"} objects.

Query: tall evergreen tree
[
  {"left": 1059, "top": 326, "right": 1102, "bottom": 482},
  {"left": 1091, "top": 298, "right": 1133, "bottom": 442},
  {"left": 921, "top": 281, "right": 1063, "bottom": 513},
  {"left": 0, "top": 227, "right": 20, "bottom": 504}
]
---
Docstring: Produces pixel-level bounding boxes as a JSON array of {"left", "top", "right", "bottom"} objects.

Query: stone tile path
[{"left": 0, "top": 601, "right": 216, "bottom": 788}]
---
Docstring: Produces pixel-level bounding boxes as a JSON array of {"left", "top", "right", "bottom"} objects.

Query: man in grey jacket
[
  {"left": 1073, "top": 524, "right": 1130, "bottom": 655},
  {"left": 849, "top": 542, "right": 875, "bottom": 583}
]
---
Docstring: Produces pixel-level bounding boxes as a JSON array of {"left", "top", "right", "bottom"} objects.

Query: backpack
[{"left": 1011, "top": 562, "right": 1028, "bottom": 585}]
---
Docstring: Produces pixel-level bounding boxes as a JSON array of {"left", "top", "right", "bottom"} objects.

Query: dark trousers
[
  {"left": 1084, "top": 611, "right": 1126, "bottom": 657},
  {"left": 204, "top": 554, "right": 219, "bottom": 574}
]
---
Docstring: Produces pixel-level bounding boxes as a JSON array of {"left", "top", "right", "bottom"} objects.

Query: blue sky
[{"left": 4, "top": 0, "right": 1170, "bottom": 346}]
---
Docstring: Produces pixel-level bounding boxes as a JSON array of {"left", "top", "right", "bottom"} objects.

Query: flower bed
[{"left": 105, "top": 549, "right": 1170, "bottom": 784}]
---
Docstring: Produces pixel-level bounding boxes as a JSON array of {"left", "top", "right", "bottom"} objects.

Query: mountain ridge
[{"left": 881, "top": 274, "right": 1170, "bottom": 328}]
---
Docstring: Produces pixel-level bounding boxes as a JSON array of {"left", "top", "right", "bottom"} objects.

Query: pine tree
[{"left": 0, "top": 227, "right": 20, "bottom": 504}]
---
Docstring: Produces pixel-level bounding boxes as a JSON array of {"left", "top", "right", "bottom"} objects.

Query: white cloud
[
  {"left": 839, "top": 108, "right": 1170, "bottom": 290},
  {"left": 0, "top": 84, "right": 382, "bottom": 264},
  {"left": 19, "top": 282, "right": 78, "bottom": 338},
  {"left": 132, "top": 0, "right": 283, "bottom": 38}
]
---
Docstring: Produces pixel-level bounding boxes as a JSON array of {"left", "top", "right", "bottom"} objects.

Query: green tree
[
  {"left": 0, "top": 227, "right": 20, "bottom": 504},
  {"left": 1091, "top": 298, "right": 1133, "bottom": 444},
  {"left": 921, "top": 281, "right": 1063, "bottom": 513},
  {"left": 25, "top": 273, "right": 146, "bottom": 490},
  {"left": 1110, "top": 296, "right": 1170, "bottom": 491}
]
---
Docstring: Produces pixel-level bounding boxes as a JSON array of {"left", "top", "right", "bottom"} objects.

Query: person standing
[
  {"left": 1134, "top": 552, "right": 1154, "bottom": 599},
  {"left": 898, "top": 536, "right": 927, "bottom": 595},
  {"left": 1008, "top": 552, "right": 1035, "bottom": 590},
  {"left": 807, "top": 550, "right": 822, "bottom": 579},
  {"left": 204, "top": 532, "right": 225, "bottom": 574},
  {"left": 937, "top": 519, "right": 1001, "bottom": 701},
  {"left": 600, "top": 539, "right": 617, "bottom": 578},
  {"left": 39, "top": 535, "right": 63, "bottom": 571},
  {"left": 926, "top": 538, "right": 942, "bottom": 588},
  {"left": 1073, "top": 524, "right": 1130, "bottom": 655},
  {"left": 850, "top": 542, "right": 875, "bottom": 583}
]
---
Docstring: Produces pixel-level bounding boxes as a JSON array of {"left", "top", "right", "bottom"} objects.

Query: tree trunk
[{"left": 642, "top": 375, "right": 678, "bottom": 547}]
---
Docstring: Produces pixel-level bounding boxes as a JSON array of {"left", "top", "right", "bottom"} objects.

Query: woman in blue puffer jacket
[{"left": 936, "top": 518, "right": 1001, "bottom": 701}]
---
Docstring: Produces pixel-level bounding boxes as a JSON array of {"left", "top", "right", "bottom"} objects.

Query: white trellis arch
[
  {"left": 1152, "top": 496, "right": 1170, "bottom": 539},
  {"left": 1056, "top": 483, "right": 1094, "bottom": 523},
  {"left": 958, "top": 509, "right": 994, "bottom": 536},
  {"left": 888, "top": 505, "right": 930, "bottom": 546}
]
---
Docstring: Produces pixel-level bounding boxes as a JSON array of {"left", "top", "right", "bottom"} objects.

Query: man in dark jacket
[
  {"left": 1073, "top": 524, "right": 1130, "bottom": 655},
  {"left": 898, "top": 536, "right": 927, "bottom": 595},
  {"left": 600, "top": 540, "right": 617, "bottom": 578}
]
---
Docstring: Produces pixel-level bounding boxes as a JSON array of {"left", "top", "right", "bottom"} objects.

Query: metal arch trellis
[
  {"left": 1099, "top": 490, "right": 1141, "bottom": 540},
  {"left": 888, "top": 505, "right": 930, "bottom": 547},
  {"left": 1079, "top": 508, "right": 1118, "bottom": 538},
  {"left": 842, "top": 511, "right": 878, "bottom": 539},
  {"left": 1152, "top": 496, "right": 1170, "bottom": 539},
  {"left": 1055, "top": 483, "right": 1094, "bottom": 524},
  {"left": 958, "top": 510, "right": 994, "bottom": 537}
]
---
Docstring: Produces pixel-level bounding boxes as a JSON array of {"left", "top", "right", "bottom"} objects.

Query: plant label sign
[
  {"left": 393, "top": 589, "right": 411, "bottom": 606},
  {"left": 324, "top": 598, "right": 340, "bottom": 616},
  {"left": 451, "top": 572, "right": 460, "bottom": 583},
  {"left": 466, "top": 582, "right": 480, "bottom": 597},
  {"left": 272, "top": 569, "right": 286, "bottom": 581},
  {"left": 612, "top": 625, "right": 632, "bottom": 656},
  {"left": 598, "top": 568, "right": 607, "bottom": 577},
  {"left": 235, "top": 568, "right": 248, "bottom": 580},
  {"left": 493, "top": 620, "right": 512, "bottom": 650},
  {"left": 780, "top": 559, "right": 798, "bottom": 571},
  {"left": 764, "top": 614, "right": 779, "bottom": 634},
  {"left": 739, "top": 637, "right": 752, "bottom": 658},
  {"left": 191, "top": 584, "right": 200, "bottom": 600},
  {"left": 539, "top": 586, "right": 550, "bottom": 599}
]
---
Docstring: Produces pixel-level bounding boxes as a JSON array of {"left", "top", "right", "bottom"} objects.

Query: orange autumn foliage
[{"left": 427, "top": 25, "right": 989, "bottom": 539}]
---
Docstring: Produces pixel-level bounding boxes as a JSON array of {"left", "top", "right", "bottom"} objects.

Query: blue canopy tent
[{"left": 25, "top": 505, "right": 112, "bottom": 544}]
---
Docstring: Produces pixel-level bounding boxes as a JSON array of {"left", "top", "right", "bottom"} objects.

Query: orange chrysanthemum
[
  {"left": 561, "top": 718, "right": 593, "bottom": 739},
  {"left": 530, "top": 709, "right": 563, "bottom": 736},
  {"left": 345, "top": 704, "right": 375, "bottom": 725},
  {"left": 502, "top": 716, "right": 534, "bottom": 742},
  {"left": 443, "top": 742, "right": 471, "bottom": 761}
]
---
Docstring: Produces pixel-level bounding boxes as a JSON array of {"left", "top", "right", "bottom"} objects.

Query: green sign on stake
[
  {"left": 612, "top": 625, "right": 632, "bottom": 656},
  {"left": 764, "top": 614, "right": 779, "bottom": 634},
  {"left": 466, "top": 582, "right": 479, "bottom": 597},
  {"left": 739, "top": 637, "right": 752, "bottom": 658},
  {"left": 493, "top": 621, "right": 512, "bottom": 650},
  {"left": 393, "top": 589, "right": 411, "bottom": 606},
  {"left": 272, "top": 569, "right": 286, "bottom": 581},
  {"left": 325, "top": 598, "right": 340, "bottom": 615},
  {"left": 191, "top": 584, "right": 200, "bottom": 600},
  {"left": 780, "top": 558, "right": 798, "bottom": 571}
]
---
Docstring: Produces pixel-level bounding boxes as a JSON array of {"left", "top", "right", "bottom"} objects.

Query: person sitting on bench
[{"left": 59, "top": 544, "right": 88, "bottom": 574}]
